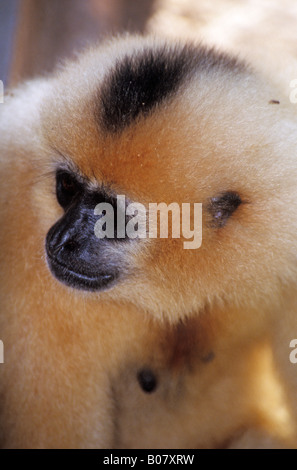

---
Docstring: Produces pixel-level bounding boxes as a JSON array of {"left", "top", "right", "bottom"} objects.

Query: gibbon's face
[{"left": 39, "top": 36, "right": 296, "bottom": 320}]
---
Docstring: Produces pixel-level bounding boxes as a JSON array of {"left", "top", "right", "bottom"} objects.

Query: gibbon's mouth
[{"left": 46, "top": 253, "right": 118, "bottom": 291}]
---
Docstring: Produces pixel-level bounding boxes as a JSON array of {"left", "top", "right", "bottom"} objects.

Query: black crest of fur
[{"left": 96, "top": 43, "right": 245, "bottom": 133}]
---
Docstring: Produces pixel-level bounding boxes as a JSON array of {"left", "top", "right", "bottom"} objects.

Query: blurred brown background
[{"left": 0, "top": 0, "right": 156, "bottom": 86}]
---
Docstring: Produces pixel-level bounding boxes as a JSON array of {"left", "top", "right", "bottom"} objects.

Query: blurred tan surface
[{"left": 148, "top": 0, "right": 297, "bottom": 94}]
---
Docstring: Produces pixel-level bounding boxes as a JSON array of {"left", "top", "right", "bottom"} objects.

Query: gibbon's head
[{"left": 27, "top": 35, "right": 296, "bottom": 320}]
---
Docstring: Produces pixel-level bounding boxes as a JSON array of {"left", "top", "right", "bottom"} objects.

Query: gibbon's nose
[
  {"left": 48, "top": 231, "right": 79, "bottom": 257},
  {"left": 46, "top": 220, "right": 80, "bottom": 260},
  {"left": 45, "top": 203, "right": 119, "bottom": 292},
  {"left": 46, "top": 205, "right": 94, "bottom": 262}
]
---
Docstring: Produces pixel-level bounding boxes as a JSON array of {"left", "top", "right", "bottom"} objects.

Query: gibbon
[{"left": 0, "top": 34, "right": 297, "bottom": 448}]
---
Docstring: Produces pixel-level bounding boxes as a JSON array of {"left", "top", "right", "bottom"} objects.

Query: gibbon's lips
[{"left": 46, "top": 250, "right": 117, "bottom": 291}]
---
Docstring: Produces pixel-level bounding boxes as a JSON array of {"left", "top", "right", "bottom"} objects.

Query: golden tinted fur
[{"left": 0, "top": 34, "right": 297, "bottom": 448}]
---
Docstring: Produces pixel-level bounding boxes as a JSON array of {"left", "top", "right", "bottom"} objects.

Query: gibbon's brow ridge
[{"left": 97, "top": 43, "right": 246, "bottom": 133}]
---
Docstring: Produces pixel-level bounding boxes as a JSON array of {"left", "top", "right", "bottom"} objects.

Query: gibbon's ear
[{"left": 208, "top": 191, "right": 243, "bottom": 228}]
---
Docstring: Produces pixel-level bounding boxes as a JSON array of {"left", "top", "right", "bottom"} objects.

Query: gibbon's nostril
[
  {"left": 49, "top": 238, "right": 79, "bottom": 256},
  {"left": 46, "top": 226, "right": 80, "bottom": 257},
  {"left": 137, "top": 369, "right": 158, "bottom": 393},
  {"left": 63, "top": 239, "right": 78, "bottom": 252}
]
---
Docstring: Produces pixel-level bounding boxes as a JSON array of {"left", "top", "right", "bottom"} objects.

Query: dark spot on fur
[
  {"left": 208, "top": 191, "right": 242, "bottom": 228},
  {"left": 97, "top": 43, "right": 246, "bottom": 133},
  {"left": 201, "top": 351, "right": 215, "bottom": 363},
  {"left": 137, "top": 369, "right": 158, "bottom": 393},
  {"left": 269, "top": 99, "right": 280, "bottom": 104}
]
